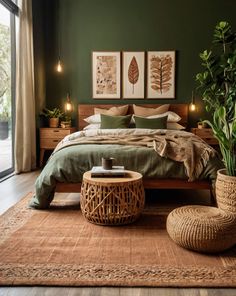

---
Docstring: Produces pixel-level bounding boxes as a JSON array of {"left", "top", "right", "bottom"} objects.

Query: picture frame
[
  {"left": 147, "top": 51, "right": 176, "bottom": 99},
  {"left": 122, "top": 51, "right": 145, "bottom": 99},
  {"left": 92, "top": 51, "right": 121, "bottom": 99}
]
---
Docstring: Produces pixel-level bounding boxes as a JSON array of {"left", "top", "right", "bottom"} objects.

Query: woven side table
[
  {"left": 80, "top": 170, "right": 145, "bottom": 225},
  {"left": 166, "top": 205, "right": 236, "bottom": 253}
]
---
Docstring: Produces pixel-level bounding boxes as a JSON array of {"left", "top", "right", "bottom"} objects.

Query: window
[{"left": 0, "top": 0, "right": 18, "bottom": 179}]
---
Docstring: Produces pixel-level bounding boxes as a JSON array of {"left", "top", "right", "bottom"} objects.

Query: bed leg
[{"left": 210, "top": 187, "right": 216, "bottom": 206}]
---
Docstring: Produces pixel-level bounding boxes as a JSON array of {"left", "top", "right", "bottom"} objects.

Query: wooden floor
[{"left": 0, "top": 171, "right": 235, "bottom": 296}]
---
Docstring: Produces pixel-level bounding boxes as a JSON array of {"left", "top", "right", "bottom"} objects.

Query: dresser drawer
[
  {"left": 191, "top": 128, "right": 218, "bottom": 146},
  {"left": 39, "top": 127, "right": 76, "bottom": 167},
  {"left": 202, "top": 137, "right": 218, "bottom": 145},
  {"left": 195, "top": 128, "right": 213, "bottom": 138},
  {"left": 40, "top": 128, "right": 72, "bottom": 139},
  {"left": 40, "top": 138, "right": 61, "bottom": 149}
]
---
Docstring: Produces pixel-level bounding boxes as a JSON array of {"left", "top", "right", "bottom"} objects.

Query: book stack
[{"left": 91, "top": 166, "right": 125, "bottom": 177}]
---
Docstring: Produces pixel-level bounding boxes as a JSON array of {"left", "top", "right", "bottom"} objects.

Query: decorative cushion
[
  {"left": 134, "top": 115, "right": 168, "bottom": 129},
  {"left": 133, "top": 104, "right": 170, "bottom": 117},
  {"left": 100, "top": 114, "right": 132, "bottom": 129},
  {"left": 84, "top": 114, "right": 101, "bottom": 124},
  {"left": 148, "top": 111, "right": 181, "bottom": 123},
  {"left": 94, "top": 105, "right": 129, "bottom": 116},
  {"left": 83, "top": 123, "right": 100, "bottom": 130},
  {"left": 166, "top": 205, "right": 236, "bottom": 253},
  {"left": 167, "top": 122, "right": 185, "bottom": 130}
]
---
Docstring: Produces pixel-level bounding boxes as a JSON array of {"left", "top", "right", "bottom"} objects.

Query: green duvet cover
[{"left": 30, "top": 130, "right": 223, "bottom": 209}]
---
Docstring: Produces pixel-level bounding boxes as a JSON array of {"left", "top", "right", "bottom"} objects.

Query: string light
[
  {"left": 65, "top": 93, "right": 73, "bottom": 112},
  {"left": 56, "top": 0, "right": 63, "bottom": 73},
  {"left": 57, "top": 59, "right": 62, "bottom": 72},
  {"left": 190, "top": 91, "right": 196, "bottom": 111}
]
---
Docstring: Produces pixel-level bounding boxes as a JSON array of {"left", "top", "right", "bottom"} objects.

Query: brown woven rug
[{"left": 0, "top": 193, "right": 236, "bottom": 287}]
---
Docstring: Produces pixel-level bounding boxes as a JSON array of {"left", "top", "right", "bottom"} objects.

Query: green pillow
[
  {"left": 134, "top": 115, "right": 168, "bottom": 129},
  {"left": 100, "top": 114, "right": 132, "bottom": 129}
]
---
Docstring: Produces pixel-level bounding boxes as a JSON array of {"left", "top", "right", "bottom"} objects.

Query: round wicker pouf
[
  {"left": 166, "top": 205, "right": 236, "bottom": 253},
  {"left": 80, "top": 170, "right": 145, "bottom": 225}
]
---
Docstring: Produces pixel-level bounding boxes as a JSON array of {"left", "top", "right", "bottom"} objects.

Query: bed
[{"left": 30, "top": 104, "right": 223, "bottom": 209}]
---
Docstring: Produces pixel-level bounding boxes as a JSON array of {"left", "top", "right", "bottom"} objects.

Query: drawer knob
[
  {"left": 53, "top": 130, "right": 59, "bottom": 132},
  {"left": 53, "top": 140, "right": 59, "bottom": 142}
]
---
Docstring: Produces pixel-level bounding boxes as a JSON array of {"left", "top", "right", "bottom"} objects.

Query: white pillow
[
  {"left": 167, "top": 122, "right": 185, "bottom": 130},
  {"left": 84, "top": 114, "right": 101, "bottom": 124},
  {"left": 148, "top": 111, "right": 181, "bottom": 122},
  {"left": 83, "top": 123, "right": 101, "bottom": 130},
  {"left": 83, "top": 121, "right": 185, "bottom": 130}
]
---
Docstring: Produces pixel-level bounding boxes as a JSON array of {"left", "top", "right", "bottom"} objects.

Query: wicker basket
[
  {"left": 216, "top": 169, "right": 236, "bottom": 214},
  {"left": 166, "top": 205, "right": 236, "bottom": 253},
  {"left": 80, "top": 171, "right": 145, "bottom": 225}
]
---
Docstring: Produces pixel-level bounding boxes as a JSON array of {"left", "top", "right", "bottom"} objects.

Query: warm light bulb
[
  {"left": 65, "top": 102, "right": 72, "bottom": 112},
  {"left": 57, "top": 60, "right": 62, "bottom": 72},
  {"left": 190, "top": 103, "right": 196, "bottom": 111}
]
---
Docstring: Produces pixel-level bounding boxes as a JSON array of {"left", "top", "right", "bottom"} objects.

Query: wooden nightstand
[
  {"left": 191, "top": 128, "right": 219, "bottom": 146},
  {"left": 40, "top": 127, "right": 76, "bottom": 167}
]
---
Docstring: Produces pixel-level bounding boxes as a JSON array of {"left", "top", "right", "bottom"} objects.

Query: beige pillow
[
  {"left": 167, "top": 122, "right": 185, "bottom": 130},
  {"left": 94, "top": 105, "right": 129, "bottom": 116},
  {"left": 133, "top": 104, "right": 170, "bottom": 117}
]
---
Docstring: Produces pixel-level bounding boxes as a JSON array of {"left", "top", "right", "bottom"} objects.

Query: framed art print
[
  {"left": 92, "top": 51, "right": 121, "bottom": 99},
  {"left": 147, "top": 51, "right": 175, "bottom": 99},
  {"left": 122, "top": 51, "right": 145, "bottom": 99}
]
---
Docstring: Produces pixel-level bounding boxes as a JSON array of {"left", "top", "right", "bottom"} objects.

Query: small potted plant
[
  {"left": 197, "top": 119, "right": 207, "bottom": 129},
  {"left": 41, "top": 107, "right": 64, "bottom": 128},
  {"left": 60, "top": 114, "right": 72, "bottom": 128}
]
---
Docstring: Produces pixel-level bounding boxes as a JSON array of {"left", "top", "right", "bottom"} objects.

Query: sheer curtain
[{"left": 15, "top": 0, "right": 36, "bottom": 173}]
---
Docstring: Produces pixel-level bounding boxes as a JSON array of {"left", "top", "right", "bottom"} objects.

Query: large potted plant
[
  {"left": 41, "top": 107, "right": 64, "bottom": 128},
  {"left": 0, "top": 103, "right": 10, "bottom": 140},
  {"left": 196, "top": 21, "right": 236, "bottom": 212}
]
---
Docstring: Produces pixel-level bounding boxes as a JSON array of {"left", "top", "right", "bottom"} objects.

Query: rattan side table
[{"left": 80, "top": 170, "right": 145, "bottom": 225}]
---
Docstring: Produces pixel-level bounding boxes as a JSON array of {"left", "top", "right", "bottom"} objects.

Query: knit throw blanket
[{"left": 53, "top": 131, "right": 216, "bottom": 181}]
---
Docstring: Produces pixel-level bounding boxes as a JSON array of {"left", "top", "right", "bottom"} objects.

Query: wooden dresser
[
  {"left": 191, "top": 128, "right": 219, "bottom": 146},
  {"left": 40, "top": 127, "right": 76, "bottom": 167}
]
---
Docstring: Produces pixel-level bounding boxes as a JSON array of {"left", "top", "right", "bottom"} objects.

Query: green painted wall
[{"left": 39, "top": 0, "right": 236, "bottom": 126}]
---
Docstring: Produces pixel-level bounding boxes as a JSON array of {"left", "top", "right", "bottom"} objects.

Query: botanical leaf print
[
  {"left": 96, "top": 56, "right": 117, "bottom": 95},
  {"left": 150, "top": 54, "right": 173, "bottom": 94},
  {"left": 128, "top": 56, "right": 139, "bottom": 94}
]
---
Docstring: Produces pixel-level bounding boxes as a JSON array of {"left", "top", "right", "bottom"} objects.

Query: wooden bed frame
[{"left": 55, "top": 103, "right": 213, "bottom": 200}]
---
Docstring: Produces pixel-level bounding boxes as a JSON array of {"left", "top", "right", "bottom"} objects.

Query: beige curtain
[{"left": 15, "top": 0, "right": 36, "bottom": 173}]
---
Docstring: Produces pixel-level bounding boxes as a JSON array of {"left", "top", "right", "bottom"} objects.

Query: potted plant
[
  {"left": 60, "top": 114, "right": 72, "bottom": 128},
  {"left": 197, "top": 118, "right": 208, "bottom": 129},
  {"left": 41, "top": 107, "right": 64, "bottom": 128},
  {"left": 0, "top": 102, "right": 10, "bottom": 140},
  {"left": 196, "top": 21, "right": 236, "bottom": 211}
]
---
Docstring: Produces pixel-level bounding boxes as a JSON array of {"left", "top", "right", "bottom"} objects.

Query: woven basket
[
  {"left": 216, "top": 169, "right": 236, "bottom": 214},
  {"left": 166, "top": 205, "right": 236, "bottom": 253}
]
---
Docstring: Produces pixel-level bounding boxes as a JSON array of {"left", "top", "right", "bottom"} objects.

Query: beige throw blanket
[{"left": 54, "top": 131, "right": 216, "bottom": 181}]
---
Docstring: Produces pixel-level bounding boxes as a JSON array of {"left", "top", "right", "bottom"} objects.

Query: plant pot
[
  {"left": 60, "top": 121, "right": 71, "bottom": 128},
  {"left": 0, "top": 121, "right": 9, "bottom": 140},
  {"left": 49, "top": 118, "right": 59, "bottom": 128},
  {"left": 216, "top": 169, "right": 236, "bottom": 214}
]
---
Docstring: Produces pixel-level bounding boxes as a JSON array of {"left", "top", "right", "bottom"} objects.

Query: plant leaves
[
  {"left": 150, "top": 54, "right": 173, "bottom": 94},
  {"left": 128, "top": 56, "right": 139, "bottom": 94}
]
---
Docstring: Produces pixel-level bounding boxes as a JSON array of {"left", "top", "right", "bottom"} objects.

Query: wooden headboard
[{"left": 78, "top": 104, "right": 188, "bottom": 130}]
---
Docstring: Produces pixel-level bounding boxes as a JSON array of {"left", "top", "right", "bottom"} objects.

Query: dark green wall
[{"left": 37, "top": 0, "right": 236, "bottom": 127}]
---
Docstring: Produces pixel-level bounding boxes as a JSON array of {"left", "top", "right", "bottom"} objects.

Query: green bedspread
[{"left": 30, "top": 130, "right": 223, "bottom": 209}]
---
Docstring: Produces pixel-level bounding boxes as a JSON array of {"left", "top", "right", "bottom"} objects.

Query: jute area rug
[{"left": 0, "top": 193, "right": 236, "bottom": 287}]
